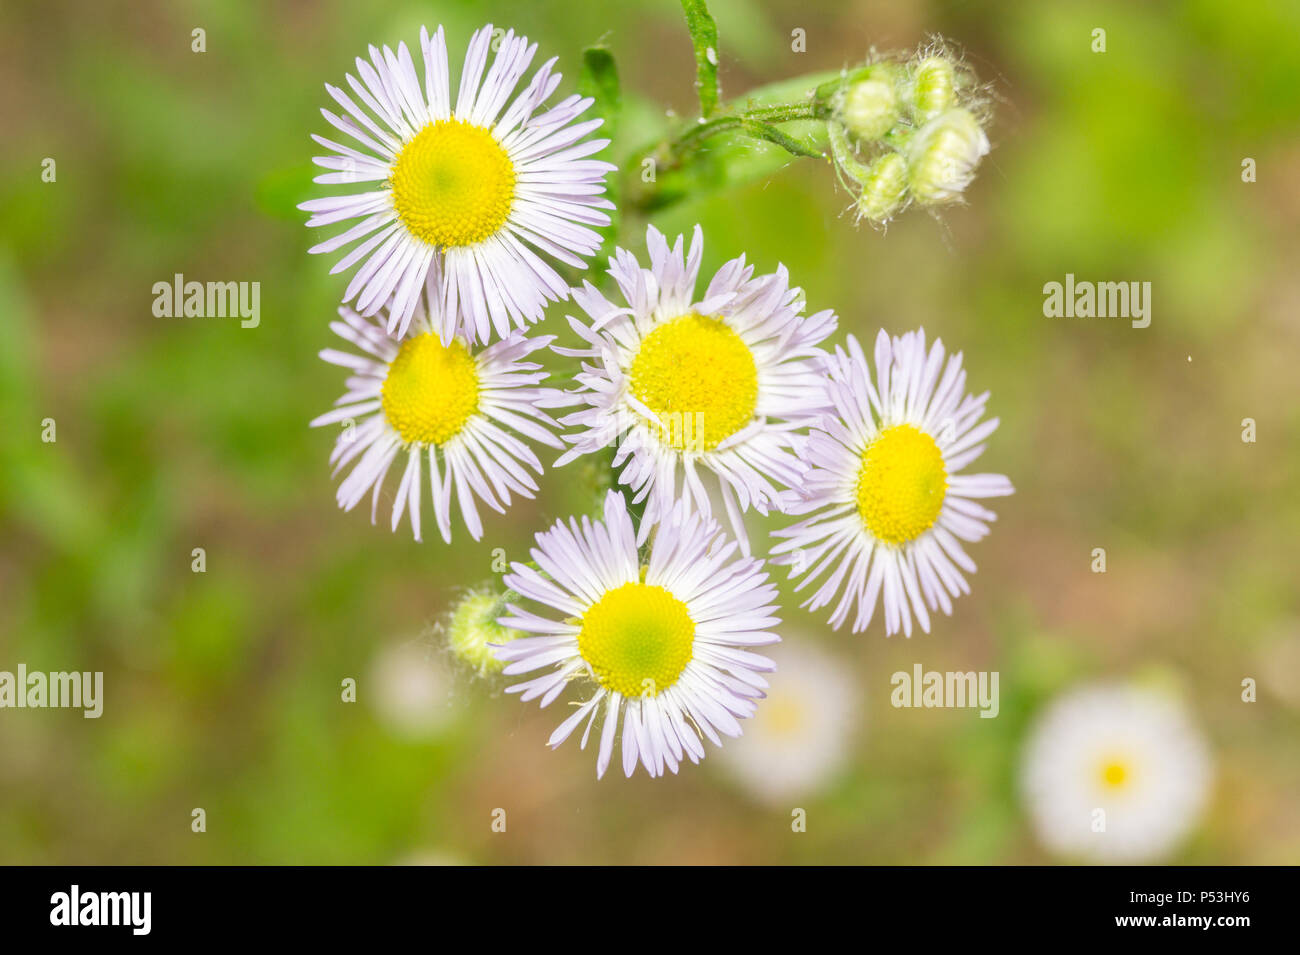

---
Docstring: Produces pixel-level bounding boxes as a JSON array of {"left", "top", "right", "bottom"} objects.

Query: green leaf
[
  {"left": 577, "top": 45, "right": 623, "bottom": 269},
  {"left": 578, "top": 45, "right": 621, "bottom": 143},
  {"left": 678, "top": 0, "right": 721, "bottom": 117}
]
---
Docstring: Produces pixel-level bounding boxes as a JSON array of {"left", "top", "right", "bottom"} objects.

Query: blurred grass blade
[{"left": 679, "top": 0, "right": 721, "bottom": 117}]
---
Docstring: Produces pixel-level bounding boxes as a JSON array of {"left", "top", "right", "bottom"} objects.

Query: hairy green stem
[{"left": 622, "top": 71, "right": 859, "bottom": 215}]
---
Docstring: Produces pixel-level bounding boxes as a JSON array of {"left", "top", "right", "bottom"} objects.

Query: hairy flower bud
[
  {"left": 838, "top": 65, "right": 901, "bottom": 143},
  {"left": 855, "top": 152, "right": 909, "bottom": 222},
  {"left": 447, "top": 590, "right": 520, "bottom": 675},
  {"left": 907, "top": 55, "right": 958, "bottom": 121},
  {"left": 906, "top": 107, "right": 989, "bottom": 205}
]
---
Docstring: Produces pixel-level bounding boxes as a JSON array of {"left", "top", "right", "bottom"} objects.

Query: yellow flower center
[
  {"left": 627, "top": 313, "right": 758, "bottom": 451},
  {"left": 1100, "top": 759, "right": 1130, "bottom": 790},
  {"left": 389, "top": 119, "right": 516, "bottom": 247},
  {"left": 762, "top": 694, "right": 807, "bottom": 737},
  {"left": 855, "top": 424, "right": 948, "bottom": 545},
  {"left": 380, "top": 333, "right": 480, "bottom": 446},
  {"left": 577, "top": 582, "right": 694, "bottom": 698}
]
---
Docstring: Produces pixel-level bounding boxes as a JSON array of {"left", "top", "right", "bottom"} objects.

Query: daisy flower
[
  {"left": 310, "top": 266, "right": 568, "bottom": 543},
  {"left": 772, "top": 329, "right": 1013, "bottom": 636},
  {"left": 1021, "top": 683, "right": 1213, "bottom": 863},
  {"left": 301, "top": 24, "right": 614, "bottom": 343},
  {"left": 493, "top": 490, "right": 780, "bottom": 779},
  {"left": 717, "top": 638, "right": 858, "bottom": 804},
  {"left": 554, "top": 225, "right": 838, "bottom": 553},
  {"left": 369, "top": 639, "right": 455, "bottom": 740}
]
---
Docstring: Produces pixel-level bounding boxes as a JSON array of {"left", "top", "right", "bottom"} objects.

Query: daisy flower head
[
  {"left": 301, "top": 24, "right": 615, "bottom": 343},
  {"left": 310, "top": 263, "right": 569, "bottom": 543},
  {"left": 369, "top": 639, "right": 455, "bottom": 740},
  {"left": 772, "top": 328, "right": 1013, "bottom": 636},
  {"left": 1021, "top": 682, "right": 1213, "bottom": 863},
  {"left": 717, "top": 638, "right": 858, "bottom": 804},
  {"left": 554, "top": 225, "right": 839, "bottom": 553},
  {"left": 493, "top": 490, "right": 781, "bottom": 779}
]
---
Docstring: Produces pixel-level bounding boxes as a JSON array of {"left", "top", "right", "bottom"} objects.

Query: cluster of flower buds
[{"left": 828, "top": 46, "right": 991, "bottom": 225}]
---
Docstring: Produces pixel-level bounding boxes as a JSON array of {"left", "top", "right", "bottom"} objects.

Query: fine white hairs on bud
[
  {"left": 446, "top": 590, "right": 521, "bottom": 676},
  {"left": 907, "top": 55, "right": 958, "bottom": 122},
  {"left": 855, "top": 152, "right": 909, "bottom": 222},
  {"left": 838, "top": 64, "right": 901, "bottom": 143},
  {"left": 906, "top": 107, "right": 989, "bottom": 205},
  {"left": 826, "top": 39, "right": 991, "bottom": 225}
]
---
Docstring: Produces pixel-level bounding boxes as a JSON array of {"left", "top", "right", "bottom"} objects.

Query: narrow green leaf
[
  {"left": 678, "top": 0, "right": 721, "bottom": 117},
  {"left": 578, "top": 45, "right": 621, "bottom": 143},
  {"left": 577, "top": 45, "right": 622, "bottom": 269}
]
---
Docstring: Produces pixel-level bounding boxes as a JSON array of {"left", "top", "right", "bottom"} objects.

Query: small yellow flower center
[
  {"left": 389, "top": 119, "right": 516, "bottom": 247},
  {"left": 380, "top": 333, "right": 480, "bottom": 446},
  {"left": 577, "top": 582, "right": 694, "bottom": 698},
  {"left": 855, "top": 424, "right": 948, "bottom": 545},
  {"left": 628, "top": 313, "right": 758, "bottom": 451},
  {"left": 762, "top": 694, "right": 807, "bottom": 738},
  {"left": 1100, "top": 759, "right": 1130, "bottom": 790}
]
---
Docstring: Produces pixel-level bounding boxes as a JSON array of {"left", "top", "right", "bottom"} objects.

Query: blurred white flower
[
  {"left": 717, "top": 639, "right": 857, "bottom": 804},
  {"left": 1021, "top": 682, "right": 1212, "bottom": 863},
  {"left": 369, "top": 640, "right": 455, "bottom": 739}
]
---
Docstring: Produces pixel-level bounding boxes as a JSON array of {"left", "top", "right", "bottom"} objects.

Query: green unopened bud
[
  {"left": 906, "top": 107, "right": 989, "bottom": 205},
  {"left": 447, "top": 590, "right": 521, "bottom": 675},
  {"left": 855, "top": 152, "right": 909, "bottom": 222},
  {"left": 908, "top": 55, "right": 958, "bottom": 121},
  {"left": 839, "top": 65, "right": 901, "bottom": 143}
]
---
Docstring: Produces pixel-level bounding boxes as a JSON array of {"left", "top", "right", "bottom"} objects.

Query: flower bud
[
  {"left": 906, "top": 107, "right": 989, "bottom": 205},
  {"left": 446, "top": 590, "right": 521, "bottom": 675},
  {"left": 839, "top": 65, "right": 901, "bottom": 143},
  {"left": 908, "top": 55, "right": 958, "bottom": 121},
  {"left": 854, "top": 152, "right": 909, "bottom": 222}
]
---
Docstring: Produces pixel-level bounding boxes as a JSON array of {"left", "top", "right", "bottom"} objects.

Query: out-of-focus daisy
[
  {"left": 369, "top": 639, "right": 455, "bottom": 739},
  {"left": 301, "top": 24, "right": 614, "bottom": 342},
  {"left": 493, "top": 490, "right": 780, "bottom": 779},
  {"left": 1021, "top": 682, "right": 1212, "bottom": 863},
  {"left": 717, "top": 638, "right": 857, "bottom": 804},
  {"left": 772, "top": 329, "right": 1013, "bottom": 635},
  {"left": 554, "top": 226, "right": 838, "bottom": 553},
  {"left": 310, "top": 265, "right": 568, "bottom": 542}
]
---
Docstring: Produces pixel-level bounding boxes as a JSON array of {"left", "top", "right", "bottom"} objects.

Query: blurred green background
[{"left": 2, "top": 0, "right": 1298, "bottom": 864}]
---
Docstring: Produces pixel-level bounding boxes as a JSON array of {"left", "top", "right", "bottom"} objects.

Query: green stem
[
  {"left": 669, "top": 101, "right": 831, "bottom": 155},
  {"left": 623, "top": 73, "right": 857, "bottom": 214}
]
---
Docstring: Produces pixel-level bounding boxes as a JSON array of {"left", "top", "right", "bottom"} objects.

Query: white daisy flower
[
  {"left": 1021, "top": 683, "right": 1213, "bottom": 863},
  {"left": 301, "top": 23, "right": 615, "bottom": 343},
  {"left": 369, "top": 639, "right": 455, "bottom": 740},
  {"left": 716, "top": 638, "right": 857, "bottom": 804},
  {"left": 554, "top": 225, "right": 838, "bottom": 553},
  {"left": 310, "top": 267, "right": 568, "bottom": 543},
  {"left": 493, "top": 490, "right": 781, "bottom": 779},
  {"left": 772, "top": 328, "right": 1013, "bottom": 636}
]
